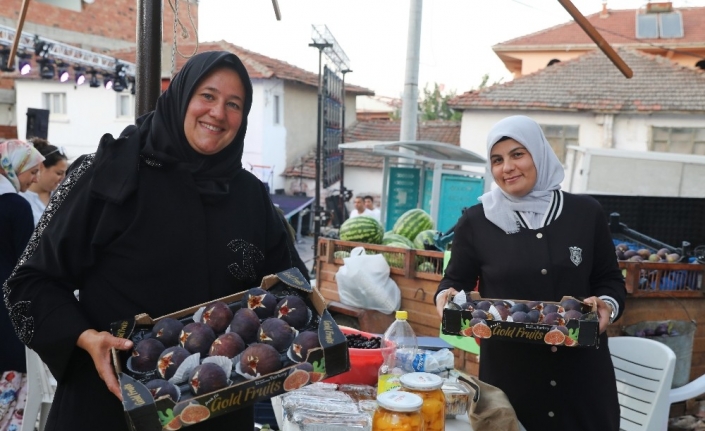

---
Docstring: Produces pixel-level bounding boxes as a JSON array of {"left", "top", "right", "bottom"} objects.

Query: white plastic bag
[{"left": 335, "top": 246, "right": 401, "bottom": 314}]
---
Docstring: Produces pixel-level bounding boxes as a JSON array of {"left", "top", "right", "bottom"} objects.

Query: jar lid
[
  {"left": 377, "top": 390, "right": 423, "bottom": 412},
  {"left": 400, "top": 372, "right": 444, "bottom": 390}
]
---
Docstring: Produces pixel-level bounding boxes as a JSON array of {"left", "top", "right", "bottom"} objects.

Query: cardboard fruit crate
[
  {"left": 110, "top": 268, "right": 349, "bottom": 431},
  {"left": 441, "top": 292, "right": 600, "bottom": 348}
]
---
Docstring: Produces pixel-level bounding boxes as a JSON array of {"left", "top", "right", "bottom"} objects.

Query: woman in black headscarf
[{"left": 4, "top": 51, "right": 307, "bottom": 431}]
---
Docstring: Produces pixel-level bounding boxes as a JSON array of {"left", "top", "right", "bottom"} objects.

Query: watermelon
[
  {"left": 392, "top": 209, "right": 434, "bottom": 241},
  {"left": 382, "top": 241, "right": 410, "bottom": 268},
  {"left": 414, "top": 229, "right": 438, "bottom": 250},
  {"left": 339, "top": 216, "right": 384, "bottom": 244},
  {"left": 382, "top": 232, "right": 415, "bottom": 249},
  {"left": 416, "top": 261, "right": 436, "bottom": 273},
  {"left": 333, "top": 251, "right": 351, "bottom": 260}
]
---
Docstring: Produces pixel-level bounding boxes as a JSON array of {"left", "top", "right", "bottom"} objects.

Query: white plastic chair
[
  {"left": 22, "top": 347, "right": 56, "bottom": 431},
  {"left": 609, "top": 336, "right": 676, "bottom": 431}
]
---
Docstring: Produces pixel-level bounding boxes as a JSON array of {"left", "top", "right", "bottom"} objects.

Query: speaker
[{"left": 26, "top": 108, "right": 49, "bottom": 140}]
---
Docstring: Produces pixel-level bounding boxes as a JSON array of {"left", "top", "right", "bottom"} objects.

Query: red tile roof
[
  {"left": 283, "top": 120, "right": 461, "bottom": 178},
  {"left": 112, "top": 41, "right": 373, "bottom": 95},
  {"left": 494, "top": 7, "right": 705, "bottom": 49},
  {"left": 449, "top": 48, "right": 705, "bottom": 113}
]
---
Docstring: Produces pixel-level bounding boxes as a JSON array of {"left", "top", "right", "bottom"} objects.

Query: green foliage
[{"left": 419, "top": 83, "right": 462, "bottom": 121}]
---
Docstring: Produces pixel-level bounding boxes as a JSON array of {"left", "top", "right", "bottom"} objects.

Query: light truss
[{"left": 0, "top": 23, "right": 136, "bottom": 76}]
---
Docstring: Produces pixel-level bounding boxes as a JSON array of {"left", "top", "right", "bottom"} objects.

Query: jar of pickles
[
  {"left": 399, "top": 372, "right": 445, "bottom": 431},
  {"left": 373, "top": 391, "right": 424, "bottom": 431}
]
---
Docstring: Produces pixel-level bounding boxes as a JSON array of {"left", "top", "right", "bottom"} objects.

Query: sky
[{"left": 198, "top": 0, "right": 705, "bottom": 99}]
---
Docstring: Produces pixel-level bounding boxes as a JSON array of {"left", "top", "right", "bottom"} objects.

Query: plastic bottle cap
[
  {"left": 400, "top": 372, "right": 444, "bottom": 390},
  {"left": 377, "top": 390, "right": 423, "bottom": 412},
  {"left": 395, "top": 310, "right": 408, "bottom": 320}
]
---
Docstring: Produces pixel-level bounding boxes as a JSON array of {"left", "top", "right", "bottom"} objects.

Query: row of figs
[
  {"left": 128, "top": 287, "right": 324, "bottom": 404},
  {"left": 456, "top": 298, "right": 597, "bottom": 346}
]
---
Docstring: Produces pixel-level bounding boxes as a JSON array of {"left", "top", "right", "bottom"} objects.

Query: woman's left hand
[{"left": 583, "top": 296, "right": 612, "bottom": 334}]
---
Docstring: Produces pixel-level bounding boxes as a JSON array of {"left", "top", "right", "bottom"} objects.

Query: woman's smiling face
[
  {"left": 490, "top": 138, "right": 537, "bottom": 198},
  {"left": 183, "top": 67, "right": 246, "bottom": 155}
]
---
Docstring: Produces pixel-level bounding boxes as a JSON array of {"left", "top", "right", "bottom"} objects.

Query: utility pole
[{"left": 400, "top": 0, "right": 423, "bottom": 142}]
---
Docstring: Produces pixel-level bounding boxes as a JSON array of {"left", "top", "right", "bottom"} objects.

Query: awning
[
  {"left": 339, "top": 140, "right": 486, "bottom": 166},
  {"left": 270, "top": 194, "right": 315, "bottom": 219}
]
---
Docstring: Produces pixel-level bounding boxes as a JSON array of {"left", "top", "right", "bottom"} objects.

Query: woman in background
[
  {"left": 0, "top": 140, "right": 43, "bottom": 374},
  {"left": 20, "top": 138, "right": 69, "bottom": 225}
]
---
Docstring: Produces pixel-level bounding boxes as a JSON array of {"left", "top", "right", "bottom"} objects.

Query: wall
[
  {"left": 0, "top": 0, "right": 197, "bottom": 48},
  {"left": 461, "top": 109, "right": 705, "bottom": 195},
  {"left": 14, "top": 79, "right": 135, "bottom": 159},
  {"left": 497, "top": 48, "right": 705, "bottom": 76},
  {"left": 343, "top": 165, "right": 383, "bottom": 202},
  {"left": 283, "top": 81, "right": 318, "bottom": 171}
]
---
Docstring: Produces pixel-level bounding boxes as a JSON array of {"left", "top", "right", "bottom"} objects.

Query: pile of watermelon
[{"left": 336, "top": 209, "right": 439, "bottom": 272}]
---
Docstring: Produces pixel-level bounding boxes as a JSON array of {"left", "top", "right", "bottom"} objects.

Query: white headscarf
[
  {"left": 0, "top": 140, "right": 45, "bottom": 193},
  {"left": 478, "top": 116, "right": 564, "bottom": 234}
]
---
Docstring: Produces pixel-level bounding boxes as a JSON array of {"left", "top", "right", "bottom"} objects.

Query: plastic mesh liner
[{"left": 589, "top": 194, "right": 705, "bottom": 249}]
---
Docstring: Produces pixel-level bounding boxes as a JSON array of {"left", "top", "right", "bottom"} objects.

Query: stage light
[
  {"left": 34, "top": 37, "right": 50, "bottom": 59},
  {"left": 112, "top": 63, "right": 127, "bottom": 92},
  {"left": 57, "top": 62, "right": 70, "bottom": 82},
  {"left": 104, "top": 74, "right": 113, "bottom": 90},
  {"left": 88, "top": 70, "right": 100, "bottom": 88},
  {"left": 129, "top": 76, "right": 136, "bottom": 95},
  {"left": 38, "top": 59, "right": 55, "bottom": 80},
  {"left": 17, "top": 52, "right": 32, "bottom": 75},
  {"left": 73, "top": 66, "right": 86, "bottom": 85}
]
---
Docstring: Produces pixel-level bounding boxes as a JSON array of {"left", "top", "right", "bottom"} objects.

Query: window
[
  {"left": 42, "top": 93, "right": 67, "bottom": 115},
  {"left": 273, "top": 95, "right": 280, "bottom": 124},
  {"left": 540, "top": 125, "right": 579, "bottom": 163},
  {"left": 651, "top": 127, "right": 705, "bottom": 155},
  {"left": 117, "top": 94, "right": 134, "bottom": 118}
]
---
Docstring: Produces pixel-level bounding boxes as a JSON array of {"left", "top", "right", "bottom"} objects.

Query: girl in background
[{"left": 20, "top": 138, "right": 69, "bottom": 226}]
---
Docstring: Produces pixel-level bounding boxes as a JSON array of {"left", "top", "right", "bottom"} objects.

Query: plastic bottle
[{"left": 377, "top": 310, "right": 418, "bottom": 395}]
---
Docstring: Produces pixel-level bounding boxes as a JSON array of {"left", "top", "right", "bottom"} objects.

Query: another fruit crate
[
  {"left": 609, "top": 213, "right": 704, "bottom": 297},
  {"left": 321, "top": 238, "right": 445, "bottom": 281}
]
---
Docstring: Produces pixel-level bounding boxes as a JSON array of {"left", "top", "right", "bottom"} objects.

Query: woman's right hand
[
  {"left": 435, "top": 288, "right": 459, "bottom": 319},
  {"left": 77, "top": 329, "right": 133, "bottom": 401}
]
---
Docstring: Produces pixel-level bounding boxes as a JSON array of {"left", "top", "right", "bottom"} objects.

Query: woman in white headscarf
[
  {"left": 1, "top": 140, "right": 43, "bottom": 373},
  {"left": 435, "top": 116, "right": 625, "bottom": 431}
]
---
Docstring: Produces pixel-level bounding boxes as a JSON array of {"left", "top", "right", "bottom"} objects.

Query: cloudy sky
[{"left": 197, "top": 0, "right": 705, "bottom": 98}]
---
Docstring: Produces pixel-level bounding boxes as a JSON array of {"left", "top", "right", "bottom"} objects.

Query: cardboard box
[
  {"left": 441, "top": 292, "right": 600, "bottom": 348},
  {"left": 110, "top": 268, "right": 350, "bottom": 431}
]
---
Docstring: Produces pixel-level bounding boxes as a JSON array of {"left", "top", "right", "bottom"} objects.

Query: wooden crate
[
  {"left": 620, "top": 261, "right": 704, "bottom": 297},
  {"left": 317, "top": 238, "right": 444, "bottom": 337}
]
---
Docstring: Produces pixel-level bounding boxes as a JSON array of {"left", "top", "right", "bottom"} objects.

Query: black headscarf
[{"left": 92, "top": 51, "right": 253, "bottom": 202}]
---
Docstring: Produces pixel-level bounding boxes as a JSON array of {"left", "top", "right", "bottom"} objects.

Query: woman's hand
[
  {"left": 583, "top": 296, "right": 612, "bottom": 334},
  {"left": 77, "top": 329, "right": 133, "bottom": 401},
  {"left": 435, "top": 288, "right": 459, "bottom": 319}
]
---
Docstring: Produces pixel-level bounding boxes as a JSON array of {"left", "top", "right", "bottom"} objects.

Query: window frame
[
  {"left": 650, "top": 126, "right": 705, "bottom": 155},
  {"left": 539, "top": 124, "right": 579, "bottom": 164},
  {"left": 41, "top": 92, "right": 67, "bottom": 117},
  {"left": 116, "top": 93, "right": 135, "bottom": 119}
]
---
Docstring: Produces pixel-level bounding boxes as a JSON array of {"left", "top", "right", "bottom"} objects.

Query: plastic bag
[{"left": 335, "top": 246, "right": 401, "bottom": 314}]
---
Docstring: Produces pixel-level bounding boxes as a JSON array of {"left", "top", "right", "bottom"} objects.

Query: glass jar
[
  {"left": 400, "top": 372, "right": 445, "bottom": 431},
  {"left": 373, "top": 391, "right": 424, "bottom": 431}
]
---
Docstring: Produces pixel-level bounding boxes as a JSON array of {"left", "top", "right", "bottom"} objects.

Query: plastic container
[
  {"left": 378, "top": 310, "right": 418, "bottom": 394},
  {"left": 623, "top": 320, "right": 696, "bottom": 388},
  {"left": 400, "top": 372, "right": 446, "bottom": 431},
  {"left": 442, "top": 381, "right": 471, "bottom": 417},
  {"left": 324, "top": 326, "right": 385, "bottom": 386},
  {"left": 373, "top": 391, "right": 424, "bottom": 431}
]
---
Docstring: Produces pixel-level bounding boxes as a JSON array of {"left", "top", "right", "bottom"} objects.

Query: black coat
[
  {"left": 4, "top": 152, "right": 307, "bottom": 431},
  {"left": 0, "top": 192, "right": 33, "bottom": 373},
  {"left": 438, "top": 192, "right": 626, "bottom": 431}
]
